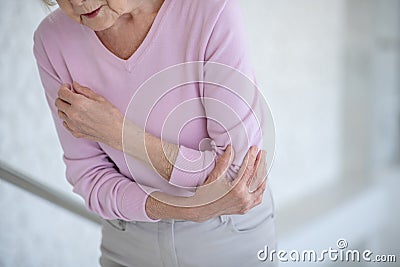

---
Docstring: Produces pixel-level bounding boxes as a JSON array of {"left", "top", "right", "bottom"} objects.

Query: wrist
[
  {"left": 145, "top": 191, "right": 193, "bottom": 221},
  {"left": 145, "top": 193, "right": 163, "bottom": 220},
  {"left": 109, "top": 109, "right": 124, "bottom": 151}
]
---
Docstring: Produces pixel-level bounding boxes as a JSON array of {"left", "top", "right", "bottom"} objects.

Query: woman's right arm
[{"left": 34, "top": 32, "right": 163, "bottom": 222}]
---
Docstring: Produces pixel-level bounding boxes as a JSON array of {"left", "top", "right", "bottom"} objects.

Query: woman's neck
[
  {"left": 94, "top": 0, "right": 164, "bottom": 60},
  {"left": 128, "top": 0, "right": 165, "bottom": 15},
  {"left": 120, "top": 0, "right": 163, "bottom": 25}
]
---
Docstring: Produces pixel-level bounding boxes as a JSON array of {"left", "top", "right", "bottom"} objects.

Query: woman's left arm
[{"left": 168, "top": 0, "right": 265, "bottom": 191}]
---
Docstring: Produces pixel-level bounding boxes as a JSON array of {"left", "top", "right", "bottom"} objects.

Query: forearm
[
  {"left": 145, "top": 191, "right": 200, "bottom": 221},
  {"left": 123, "top": 120, "right": 179, "bottom": 181},
  {"left": 121, "top": 120, "right": 216, "bottom": 189}
]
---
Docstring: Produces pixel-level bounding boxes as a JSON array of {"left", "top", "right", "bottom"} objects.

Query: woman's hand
[
  {"left": 146, "top": 146, "right": 268, "bottom": 222},
  {"left": 55, "top": 82, "right": 124, "bottom": 150},
  {"left": 55, "top": 81, "right": 179, "bottom": 180},
  {"left": 189, "top": 146, "right": 267, "bottom": 222}
]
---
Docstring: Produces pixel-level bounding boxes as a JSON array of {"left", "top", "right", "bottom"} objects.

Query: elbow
[{"left": 67, "top": 168, "right": 124, "bottom": 220}]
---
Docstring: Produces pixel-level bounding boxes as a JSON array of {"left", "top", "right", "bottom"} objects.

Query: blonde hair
[{"left": 42, "top": 0, "right": 56, "bottom": 6}]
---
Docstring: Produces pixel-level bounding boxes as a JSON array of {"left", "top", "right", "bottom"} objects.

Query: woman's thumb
[{"left": 203, "top": 145, "right": 234, "bottom": 185}]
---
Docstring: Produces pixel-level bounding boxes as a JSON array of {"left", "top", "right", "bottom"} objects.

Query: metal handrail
[{"left": 0, "top": 160, "right": 101, "bottom": 225}]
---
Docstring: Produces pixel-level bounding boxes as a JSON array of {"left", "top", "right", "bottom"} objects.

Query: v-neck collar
[{"left": 82, "top": 0, "right": 172, "bottom": 73}]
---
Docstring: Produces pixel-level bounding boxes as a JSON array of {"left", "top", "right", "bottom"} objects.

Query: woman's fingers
[
  {"left": 57, "top": 109, "right": 68, "bottom": 122},
  {"left": 57, "top": 82, "right": 104, "bottom": 107},
  {"left": 57, "top": 84, "right": 75, "bottom": 104},
  {"left": 189, "top": 146, "right": 234, "bottom": 207},
  {"left": 231, "top": 148, "right": 267, "bottom": 213},
  {"left": 73, "top": 81, "right": 104, "bottom": 101},
  {"left": 234, "top": 146, "right": 259, "bottom": 188},
  {"left": 194, "top": 146, "right": 267, "bottom": 216},
  {"left": 55, "top": 97, "right": 71, "bottom": 114},
  {"left": 246, "top": 149, "right": 261, "bottom": 188},
  {"left": 249, "top": 150, "right": 267, "bottom": 193},
  {"left": 203, "top": 145, "right": 234, "bottom": 185},
  {"left": 252, "top": 178, "right": 267, "bottom": 199}
]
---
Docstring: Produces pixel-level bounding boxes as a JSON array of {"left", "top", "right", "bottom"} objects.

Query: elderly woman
[{"left": 34, "top": 0, "right": 276, "bottom": 266}]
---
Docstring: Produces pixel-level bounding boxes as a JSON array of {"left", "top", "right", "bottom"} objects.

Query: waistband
[
  {"left": 104, "top": 215, "right": 229, "bottom": 231},
  {"left": 158, "top": 215, "right": 229, "bottom": 224}
]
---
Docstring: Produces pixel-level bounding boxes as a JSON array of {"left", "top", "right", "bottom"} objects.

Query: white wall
[
  {"left": 238, "top": 0, "right": 400, "bottom": 266},
  {"left": 239, "top": 0, "right": 345, "bottom": 206},
  {"left": 0, "top": 2, "right": 101, "bottom": 267}
]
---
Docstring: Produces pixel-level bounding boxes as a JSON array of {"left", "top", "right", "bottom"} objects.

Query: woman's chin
[
  {"left": 84, "top": 20, "right": 115, "bottom": 32},
  {"left": 81, "top": 11, "right": 117, "bottom": 31}
]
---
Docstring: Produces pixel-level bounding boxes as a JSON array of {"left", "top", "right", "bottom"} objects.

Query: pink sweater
[{"left": 33, "top": 0, "right": 263, "bottom": 222}]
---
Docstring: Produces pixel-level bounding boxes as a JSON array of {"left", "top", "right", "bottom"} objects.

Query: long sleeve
[
  {"left": 169, "top": 0, "right": 264, "bottom": 188},
  {"left": 33, "top": 31, "right": 160, "bottom": 222}
]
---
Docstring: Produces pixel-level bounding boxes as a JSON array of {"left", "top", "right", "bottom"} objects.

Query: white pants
[{"left": 99, "top": 186, "right": 277, "bottom": 267}]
